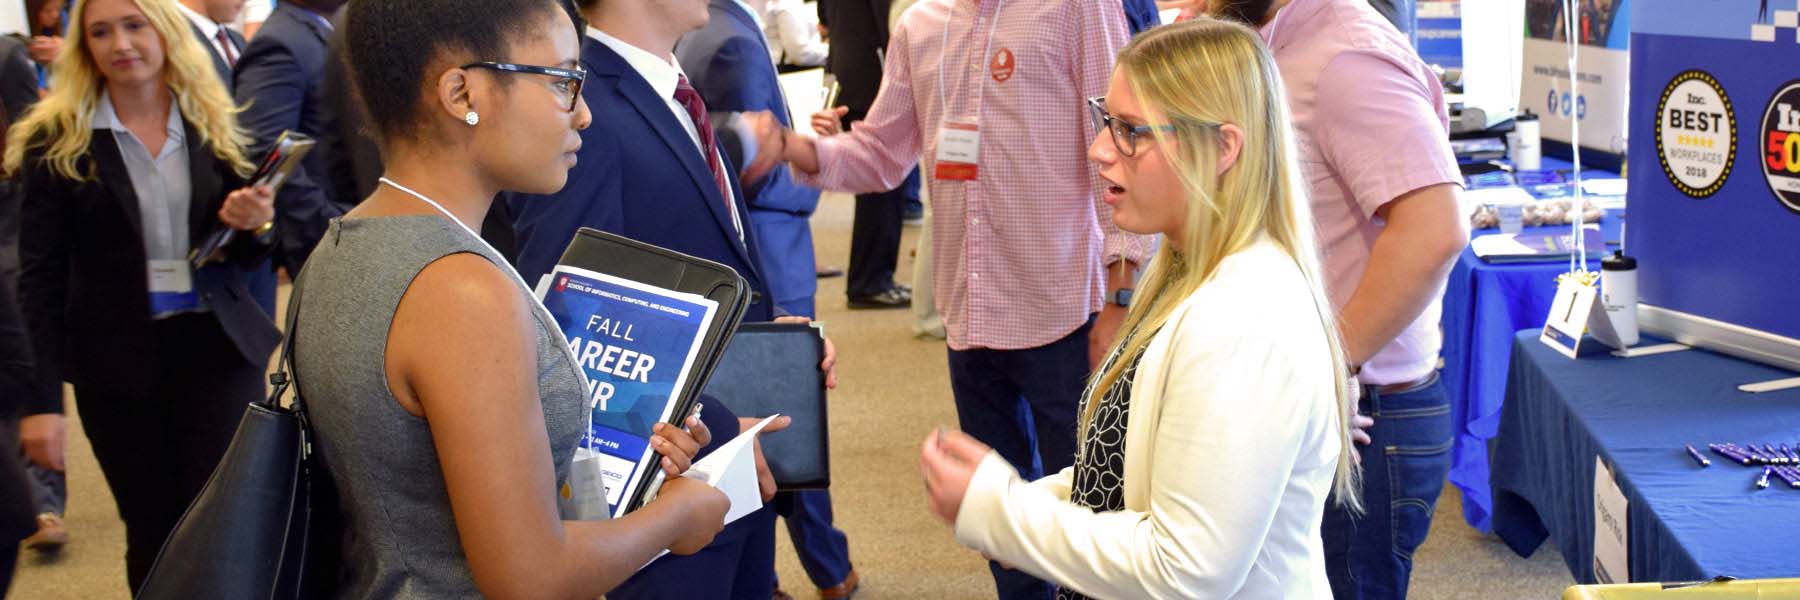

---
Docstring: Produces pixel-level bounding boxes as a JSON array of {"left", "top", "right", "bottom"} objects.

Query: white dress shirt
[
  {"left": 175, "top": 2, "right": 232, "bottom": 64},
  {"left": 585, "top": 26, "right": 742, "bottom": 237},
  {"left": 954, "top": 238, "right": 1343, "bottom": 599}
]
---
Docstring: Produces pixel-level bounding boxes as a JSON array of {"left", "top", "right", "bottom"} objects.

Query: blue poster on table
[{"left": 539, "top": 265, "right": 718, "bottom": 517}]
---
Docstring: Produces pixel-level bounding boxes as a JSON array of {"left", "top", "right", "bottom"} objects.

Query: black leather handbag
[{"left": 136, "top": 277, "right": 340, "bottom": 600}]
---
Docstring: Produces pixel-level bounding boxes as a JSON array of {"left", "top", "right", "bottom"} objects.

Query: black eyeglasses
[
  {"left": 463, "top": 62, "right": 587, "bottom": 113},
  {"left": 1087, "top": 96, "right": 1183, "bottom": 157}
]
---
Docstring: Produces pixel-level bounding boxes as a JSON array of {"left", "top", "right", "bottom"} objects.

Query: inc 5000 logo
[{"left": 1764, "top": 80, "right": 1800, "bottom": 214}]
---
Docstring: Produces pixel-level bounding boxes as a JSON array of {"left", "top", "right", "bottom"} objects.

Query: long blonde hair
[
  {"left": 4, "top": 0, "right": 253, "bottom": 180},
  {"left": 1080, "top": 19, "right": 1362, "bottom": 511}
]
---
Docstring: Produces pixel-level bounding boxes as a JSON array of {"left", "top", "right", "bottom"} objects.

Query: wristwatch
[{"left": 1107, "top": 288, "right": 1133, "bottom": 308}]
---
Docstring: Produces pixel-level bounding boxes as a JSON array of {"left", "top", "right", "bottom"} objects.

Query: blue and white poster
[
  {"left": 1628, "top": 0, "right": 1800, "bottom": 344},
  {"left": 540, "top": 266, "right": 717, "bottom": 517},
  {"left": 1521, "top": 0, "right": 1634, "bottom": 155}
]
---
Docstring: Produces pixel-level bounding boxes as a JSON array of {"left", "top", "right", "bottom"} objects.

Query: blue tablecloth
[
  {"left": 1490, "top": 331, "right": 1800, "bottom": 583},
  {"left": 1442, "top": 212, "right": 1625, "bottom": 532}
]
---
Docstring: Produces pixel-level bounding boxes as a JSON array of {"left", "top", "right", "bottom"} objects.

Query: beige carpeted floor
[{"left": 9, "top": 189, "right": 1574, "bottom": 598}]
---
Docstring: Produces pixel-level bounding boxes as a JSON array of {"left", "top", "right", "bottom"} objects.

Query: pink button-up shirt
[
  {"left": 798, "top": 0, "right": 1152, "bottom": 351},
  {"left": 1260, "top": 0, "right": 1463, "bottom": 385}
]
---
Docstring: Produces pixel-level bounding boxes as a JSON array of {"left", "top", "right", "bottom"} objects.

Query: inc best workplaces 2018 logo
[
  {"left": 1763, "top": 80, "right": 1800, "bottom": 214},
  {"left": 1655, "top": 70, "right": 1736, "bottom": 198}
]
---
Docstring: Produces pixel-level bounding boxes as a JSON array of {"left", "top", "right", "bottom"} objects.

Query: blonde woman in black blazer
[{"left": 3, "top": 0, "right": 277, "bottom": 590}]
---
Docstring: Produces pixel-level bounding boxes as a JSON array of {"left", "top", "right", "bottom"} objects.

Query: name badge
[
  {"left": 934, "top": 121, "right": 980, "bottom": 181},
  {"left": 148, "top": 259, "right": 200, "bottom": 315},
  {"left": 149, "top": 259, "right": 194, "bottom": 294}
]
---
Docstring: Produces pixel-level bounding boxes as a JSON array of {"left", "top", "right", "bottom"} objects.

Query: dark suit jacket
[
  {"left": 0, "top": 36, "right": 37, "bottom": 125},
  {"left": 0, "top": 270, "right": 38, "bottom": 544},
  {"left": 234, "top": 2, "right": 342, "bottom": 274},
  {"left": 317, "top": 8, "right": 381, "bottom": 208},
  {"left": 189, "top": 20, "right": 245, "bottom": 90},
  {"left": 817, "top": 0, "right": 891, "bottom": 119},
  {"left": 2, "top": 35, "right": 40, "bottom": 283},
  {"left": 16, "top": 123, "right": 283, "bottom": 416},
  {"left": 507, "top": 38, "right": 776, "bottom": 323}
]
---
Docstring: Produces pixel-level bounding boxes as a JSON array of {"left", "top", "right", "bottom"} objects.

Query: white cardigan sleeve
[{"left": 952, "top": 310, "right": 1320, "bottom": 599}]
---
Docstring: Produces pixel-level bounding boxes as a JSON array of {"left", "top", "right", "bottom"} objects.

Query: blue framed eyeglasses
[{"left": 1087, "top": 96, "right": 1182, "bottom": 157}]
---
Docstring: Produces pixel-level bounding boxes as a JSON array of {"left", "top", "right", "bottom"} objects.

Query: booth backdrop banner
[
  {"left": 1520, "top": 0, "right": 1632, "bottom": 155},
  {"left": 1627, "top": 0, "right": 1800, "bottom": 342}
]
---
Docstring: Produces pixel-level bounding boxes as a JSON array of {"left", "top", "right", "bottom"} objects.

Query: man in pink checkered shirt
[{"left": 747, "top": 0, "right": 1150, "bottom": 597}]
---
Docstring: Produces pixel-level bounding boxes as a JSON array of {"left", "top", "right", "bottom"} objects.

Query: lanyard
[
  {"left": 378, "top": 177, "right": 586, "bottom": 376},
  {"left": 936, "top": 0, "right": 1008, "bottom": 121}
]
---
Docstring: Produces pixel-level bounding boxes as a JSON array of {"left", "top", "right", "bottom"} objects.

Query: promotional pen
[
  {"left": 1755, "top": 467, "right": 1772, "bottom": 489},
  {"left": 1772, "top": 467, "right": 1800, "bottom": 489},
  {"left": 1763, "top": 444, "right": 1788, "bottom": 465},
  {"left": 1710, "top": 444, "right": 1754, "bottom": 465},
  {"left": 1720, "top": 444, "right": 1758, "bottom": 465},
  {"left": 1685, "top": 444, "right": 1711, "bottom": 467},
  {"left": 1744, "top": 444, "right": 1772, "bottom": 465}
]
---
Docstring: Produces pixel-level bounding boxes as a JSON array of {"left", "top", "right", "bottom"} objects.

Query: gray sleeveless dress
[{"left": 291, "top": 216, "right": 587, "bottom": 599}]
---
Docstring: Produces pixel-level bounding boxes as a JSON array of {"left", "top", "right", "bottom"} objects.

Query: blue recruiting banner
[
  {"left": 1627, "top": 0, "right": 1800, "bottom": 342},
  {"left": 540, "top": 266, "right": 718, "bottom": 517}
]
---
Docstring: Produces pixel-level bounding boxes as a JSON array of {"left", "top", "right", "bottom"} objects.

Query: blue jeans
[
  {"left": 27, "top": 464, "right": 63, "bottom": 515},
  {"left": 1322, "top": 374, "right": 1452, "bottom": 600},
  {"left": 773, "top": 490, "right": 853, "bottom": 588},
  {"left": 947, "top": 319, "right": 1092, "bottom": 600}
]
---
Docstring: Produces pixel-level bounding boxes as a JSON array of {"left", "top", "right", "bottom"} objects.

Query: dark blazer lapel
[
  {"left": 587, "top": 42, "right": 748, "bottom": 258},
  {"left": 184, "top": 119, "right": 223, "bottom": 244},
  {"left": 190, "top": 21, "right": 231, "bottom": 79},
  {"left": 89, "top": 134, "right": 143, "bottom": 239}
]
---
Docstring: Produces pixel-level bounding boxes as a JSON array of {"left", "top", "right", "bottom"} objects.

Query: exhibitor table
[
  {"left": 1489, "top": 331, "right": 1800, "bottom": 584},
  {"left": 1442, "top": 208, "right": 1625, "bottom": 532}
]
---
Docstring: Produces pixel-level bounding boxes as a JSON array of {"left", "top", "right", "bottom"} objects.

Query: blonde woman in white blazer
[{"left": 918, "top": 19, "right": 1362, "bottom": 600}]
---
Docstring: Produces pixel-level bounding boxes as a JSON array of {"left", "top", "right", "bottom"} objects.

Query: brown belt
[{"left": 1366, "top": 372, "right": 1440, "bottom": 396}]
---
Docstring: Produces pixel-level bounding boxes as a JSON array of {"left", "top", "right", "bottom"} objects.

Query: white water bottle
[
  {"left": 1600, "top": 251, "right": 1639, "bottom": 348},
  {"left": 1509, "top": 111, "right": 1542, "bottom": 171}
]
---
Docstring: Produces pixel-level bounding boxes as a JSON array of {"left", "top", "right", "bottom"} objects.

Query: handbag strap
[{"left": 266, "top": 266, "right": 307, "bottom": 420}]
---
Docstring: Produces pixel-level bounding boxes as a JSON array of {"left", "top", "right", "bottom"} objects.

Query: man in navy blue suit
[
  {"left": 234, "top": 0, "right": 345, "bottom": 275},
  {"left": 676, "top": 0, "right": 819, "bottom": 318},
  {"left": 674, "top": 3, "right": 861, "bottom": 598},
  {"left": 510, "top": 1, "right": 839, "bottom": 597},
  {"left": 174, "top": 0, "right": 246, "bottom": 90}
]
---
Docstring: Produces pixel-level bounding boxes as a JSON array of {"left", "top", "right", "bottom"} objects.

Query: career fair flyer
[{"left": 538, "top": 265, "right": 718, "bottom": 518}]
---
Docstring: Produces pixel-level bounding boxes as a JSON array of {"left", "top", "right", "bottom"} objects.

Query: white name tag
[
  {"left": 148, "top": 259, "right": 194, "bottom": 294},
  {"left": 934, "top": 121, "right": 980, "bottom": 181}
]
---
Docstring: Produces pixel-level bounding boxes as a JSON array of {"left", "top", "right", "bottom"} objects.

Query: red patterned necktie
[
  {"left": 215, "top": 29, "right": 237, "bottom": 67},
  {"left": 672, "top": 75, "right": 732, "bottom": 209}
]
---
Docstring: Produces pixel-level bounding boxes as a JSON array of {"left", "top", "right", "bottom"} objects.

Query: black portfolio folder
[
  {"left": 555, "top": 228, "right": 753, "bottom": 513},
  {"left": 701, "top": 322, "right": 830, "bottom": 490}
]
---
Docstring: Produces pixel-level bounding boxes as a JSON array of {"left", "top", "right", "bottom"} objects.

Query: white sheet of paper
[
  {"left": 638, "top": 415, "right": 781, "bottom": 571},
  {"left": 686, "top": 414, "right": 779, "bottom": 526},
  {"left": 1593, "top": 457, "right": 1629, "bottom": 584}
]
